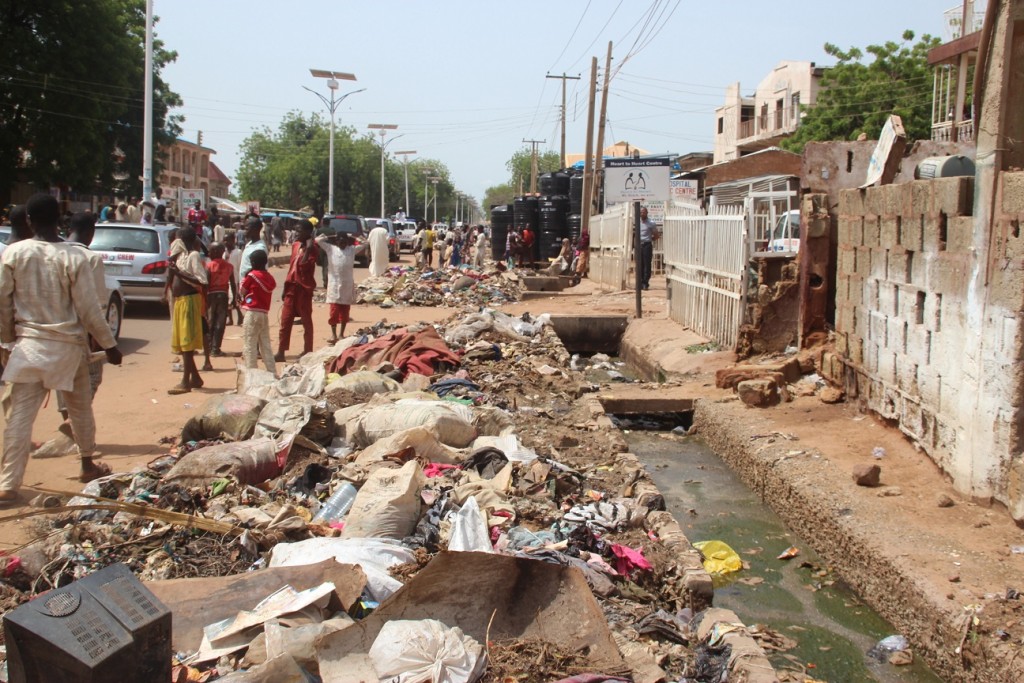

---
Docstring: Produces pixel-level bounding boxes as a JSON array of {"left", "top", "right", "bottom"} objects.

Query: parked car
[
  {"left": 320, "top": 214, "right": 369, "bottom": 267},
  {"left": 396, "top": 220, "right": 418, "bottom": 252},
  {"left": 768, "top": 210, "right": 800, "bottom": 253},
  {"left": 365, "top": 218, "right": 401, "bottom": 261},
  {"left": 90, "top": 223, "right": 178, "bottom": 304}
]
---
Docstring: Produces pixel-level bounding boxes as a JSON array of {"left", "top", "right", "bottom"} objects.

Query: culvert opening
[
  {"left": 609, "top": 411, "right": 694, "bottom": 433},
  {"left": 549, "top": 314, "right": 628, "bottom": 356}
]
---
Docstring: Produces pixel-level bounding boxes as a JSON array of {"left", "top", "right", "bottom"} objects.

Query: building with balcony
[
  {"left": 713, "top": 61, "right": 824, "bottom": 163},
  {"left": 157, "top": 137, "right": 217, "bottom": 199},
  {"left": 928, "top": 1, "right": 984, "bottom": 144}
]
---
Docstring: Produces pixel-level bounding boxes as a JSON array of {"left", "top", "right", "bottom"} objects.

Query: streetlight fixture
[
  {"left": 393, "top": 150, "right": 416, "bottom": 220},
  {"left": 305, "top": 69, "right": 362, "bottom": 214},
  {"left": 428, "top": 176, "right": 441, "bottom": 223},
  {"left": 368, "top": 123, "right": 399, "bottom": 218}
]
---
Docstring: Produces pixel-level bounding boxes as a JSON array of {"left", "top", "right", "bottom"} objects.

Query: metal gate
[{"left": 663, "top": 203, "right": 749, "bottom": 346}]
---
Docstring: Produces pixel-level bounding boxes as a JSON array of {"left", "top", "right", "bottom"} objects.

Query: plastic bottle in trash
[{"left": 311, "top": 482, "right": 357, "bottom": 524}]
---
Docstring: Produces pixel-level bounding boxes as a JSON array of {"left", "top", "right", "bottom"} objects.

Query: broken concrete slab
[
  {"left": 737, "top": 378, "right": 781, "bottom": 408},
  {"left": 715, "top": 357, "right": 802, "bottom": 389}
]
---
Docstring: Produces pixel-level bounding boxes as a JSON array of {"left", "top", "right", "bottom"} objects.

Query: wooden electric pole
[
  {"left": 592, "top": 42, "right": 613, "bottom": 215},
  {"left": 522, "top": 138, "right": 546, "bottom": 194},
  {"left": 546, "top": 72, "right": 581, "bottom": 168},
  {"left": 580, "top": 57, "right": 598, "bottom": 242}
]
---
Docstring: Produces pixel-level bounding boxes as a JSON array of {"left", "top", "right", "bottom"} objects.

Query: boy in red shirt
[
  {"left": 239, "top": 250, "right": 276, "bottom": 374},
  {"left": 204, "top": 242, "right": 237, "bottom": 357},
  {"left": 275, "top": 219, "right": 319, "bottom": 362}
]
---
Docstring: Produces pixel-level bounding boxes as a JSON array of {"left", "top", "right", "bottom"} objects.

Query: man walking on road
[
  {"left": 275, "top": 220, "right": 319, "bottom": 362},
  {"left": 0, "top": 194, "right": 123, "bottom": 505},
  {"left": 639, "top": 206, "right": 660, "bottom": 290},
  {"left": 368, "top": 222, "right": 389, "bottom": 277}
]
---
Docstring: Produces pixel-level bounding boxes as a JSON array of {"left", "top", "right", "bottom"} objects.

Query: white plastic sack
[
  {"left": 341, "top": 460, "right": 422, "bottom": 540},
  {"left": 254, "top": 395, "right": 315, "bottom": 439},
  {"left": 268, "top": 537, "right": 415, "bottom": 601},
  {"left": 325, "top": 370, "right": 401, "bottom": 397},
  {"left": 276, "top": 362, "right": 326, "bottom": 398},
  {"left": 368, "top": 619, "right": 485, "bottom": 683},
  {"left": 355, "top": 426, "right": 463, "bottom": 466},
  {"left": 350, "top": 402, "right": 476, "bottom": 448},
  {"left": 237, "top": 367, "right": 281, "bottom": 402},
  {"left": 471, "top": 433, "right": 538, "bottom": 464},
  {"left": 448, "top": 496, "right": 493, "bottom": 553}
]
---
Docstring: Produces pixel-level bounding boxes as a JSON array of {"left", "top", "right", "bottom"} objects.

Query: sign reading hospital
[
  {"left": 603, "top": 158, "right": 670, "bottom": 203},
  {"left": 179, "top": 188, "right": 206, "bottom": 209}
]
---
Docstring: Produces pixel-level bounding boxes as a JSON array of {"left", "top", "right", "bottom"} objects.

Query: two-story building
[
  {"left": 157, "top": 137, "right": 217, "bottom": 199},
  {"left": 713, "top": 61, "right": 825, "bottom": 163}
]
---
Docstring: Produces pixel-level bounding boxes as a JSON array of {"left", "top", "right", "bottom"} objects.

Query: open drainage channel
[{"left": 547, "top": 315, "right": 942, "bottom": 683}]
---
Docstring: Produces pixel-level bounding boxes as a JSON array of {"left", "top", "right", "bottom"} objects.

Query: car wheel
[{"left": 106, "top": 293, "right": 123, "bottom": 340}]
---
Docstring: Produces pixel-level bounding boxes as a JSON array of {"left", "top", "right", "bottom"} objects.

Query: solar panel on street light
[
  {"left": 367, "top": 123, "right": 399, "bottom": 130},
  {"left": 310, "top": 69, "right": 357, "bottom": 81}
]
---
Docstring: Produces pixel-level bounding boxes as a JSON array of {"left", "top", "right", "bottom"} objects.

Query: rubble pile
[
  {"left": 349, "top": 264, "right": 525, "bottom": 309},
  {"left": 0, "top": 308, "right": 734, "bottom": 682}
]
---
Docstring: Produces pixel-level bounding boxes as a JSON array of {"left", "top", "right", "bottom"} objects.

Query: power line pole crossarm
[
  {"left": 522, "top": 138, "right": 546, "bottom": 194},
  {"left": 546, "top": 72, "right": 581, "bottom": 168}
]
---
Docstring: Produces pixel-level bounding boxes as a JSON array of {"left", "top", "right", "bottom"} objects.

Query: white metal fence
[
  {"left": 663, "top": 203, "right": 749, "bottom": 347},
  {"left": 588, "top": 203, "right": 633, "bottom": 290}
]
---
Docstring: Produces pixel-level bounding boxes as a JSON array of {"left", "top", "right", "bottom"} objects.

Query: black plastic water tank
[
  {"left": 538, "top": 195, "right": 569, "bottom": 259},
  {"left": 490, "top": 204, "right": 513, "bottom": 261},
  {"left": 569, "top": 174, "right": 584, "bottom": 214},
  {"left": 567, "top": 213, "right": 582, "bottom": 242},
  {"left": 513, "top": 196, "right": 538, "bottom": 232},
  {"left": 539, "top": 171, "right": 570, "bottom": 196}
]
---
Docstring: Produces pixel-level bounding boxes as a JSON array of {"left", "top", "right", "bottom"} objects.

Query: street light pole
[
  {"left": 368, "top": 124, "right": 399, "bottom": 217},
  {"left": 394, "top": 150, "right": 416, "bottom": 220},
  {"left": 428, "top": 177, "right": 440, "bottom": 223},
  {"left": 306, "top": 69, "right": 362, "bottom": 214}
]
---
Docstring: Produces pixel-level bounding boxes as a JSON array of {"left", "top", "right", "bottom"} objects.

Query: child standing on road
[
  {"left": 239, "top": 250, "right": 276, "bottom": 375},
  {"left": 204, "top": 242, "right": 236, "bottom": 357}
]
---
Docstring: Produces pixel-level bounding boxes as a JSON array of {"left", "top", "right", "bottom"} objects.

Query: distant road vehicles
[
  {"left": 91, "top": 223, "right": 178, "bottom": 304},
  {"left": 396, "top": 220, "right": 418, "bottom": 252},
  {"left": 321, "top": 214, "right": 370, "bottom": 267},
  {"left": 768, "top": 210, "right": 800, "bottom": 254}
]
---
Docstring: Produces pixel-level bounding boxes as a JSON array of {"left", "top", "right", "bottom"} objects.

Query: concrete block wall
[
  {"left": 827, "top": 171, "right": 1024, "bottom": 518},
  {"left": 829, "top": 177, "right": 975, "bottom": 489}
]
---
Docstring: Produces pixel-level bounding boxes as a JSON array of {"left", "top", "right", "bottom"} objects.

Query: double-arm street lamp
[
  {"left": 393, "top": 150, "right": 416, "bottom": 220},
  {"left": 367, "top": 124, "right": 401, "bottom": 218},
  {"left": 305, "top": 69, "right": 364, "bottom": 214},
  {"left": 428, "top": 176, "right": 441, "bottom": 223}
]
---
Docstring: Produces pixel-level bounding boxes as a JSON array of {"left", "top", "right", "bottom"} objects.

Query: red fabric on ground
[{"left": 328, "top": 326, "right": 460, "bottom": 378}]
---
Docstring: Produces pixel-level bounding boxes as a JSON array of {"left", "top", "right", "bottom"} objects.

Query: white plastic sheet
[
  {"left": 268, "top": 537, "right": 415, "bottom": 601},
  {"left": 447, "top": 496, "right": 493, "bottom": 553},
  {"left": 368, "top": 619, "right": 485, "bottom": 683}
]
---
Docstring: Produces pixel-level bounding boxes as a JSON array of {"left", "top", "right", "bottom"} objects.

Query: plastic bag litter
[
  {"left": 268, "top": 537, "right": 415, "bottom": 601},
  {"left": 342, "top": 460, "right": 423, "bottom": 540},
  {"left": 237, "top": 367, "right": 280, "bottom": 402},
  {"left": 355, "top": 426, "right": 463, "bottom": 466},
  {"left": 324, "top": 370, "right": 401, "bottom": 397},
  {"left": 448, "top": 496, "right": 493, "bottom": 553},
  {"left": 254, "top": 395, "right": 315, "bottom": 440},
  {"left": 368, "top": 619, "right": 485, "bottom": 683},
  {"left": 471, "top": 433, "right": 538, "bottom": 464},
  {"left": 216, "top": 653, "right": 315, "bottom": 682},
  {"left": 163, "top": 436, "right": 292, "bottom": 487},
  {"left": 276, "top": 362, "right": 326, "bottom": 399},
  {"left": 264, "top": 616, "right": 354, "bottom": 672},
  {"left": 350, "top": 402, "right": 476, "bottom": 448},
  {"left": 692, "top": 540, "right": 744, "bottom": 576},
  {"left": 868, "top": 634, "right": 910, "bottom": 662},
  {"left": 181, "top": 394, "right": 267, "bottom": 443}
]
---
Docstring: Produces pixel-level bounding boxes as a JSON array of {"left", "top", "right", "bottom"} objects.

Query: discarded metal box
[{"left": 3, "top": 563, "right": 171, "bottom": 683}]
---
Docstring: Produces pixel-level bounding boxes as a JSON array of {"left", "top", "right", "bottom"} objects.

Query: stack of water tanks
[
  {"left": 536, "top": 171, "right": 571, "bottom": 259},
  {"left": 513, "top": 195, "right": 539, "bottom": 259},
  {"left": 489, "top": 204, "right": 513, "bottom": 262}
]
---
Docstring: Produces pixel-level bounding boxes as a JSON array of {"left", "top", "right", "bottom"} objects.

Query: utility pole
[
  {"left": 546, "top": 72, "right": 581, "bottom": 168},
  {"left": 522, "top": 138, "right": 546, "bottom": 194},
  {"left": 580, "top": 57, "right": 598, "bottom": 242},
  {"left": 593, "top": 42, "right": 613, "bottom": 215},
  {"left": 142, "top": 0, "right": 154, "bottom": 201}
]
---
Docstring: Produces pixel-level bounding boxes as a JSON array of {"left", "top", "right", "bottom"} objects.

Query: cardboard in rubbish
[{"left": 316, "top": 551, "right": 625, "bottom": 681}]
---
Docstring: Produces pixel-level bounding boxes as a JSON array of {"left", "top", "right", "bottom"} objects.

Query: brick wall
[{"left": 825, "top": 171, "right": 1024, "bottom": 517}]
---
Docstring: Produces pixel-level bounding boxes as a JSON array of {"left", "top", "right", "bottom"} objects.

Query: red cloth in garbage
[
  {"left": 328, "top": 326, "right": 461, "bottom": 378},
  {"left": 609, "top": 544, "right": 652, "bottom": 577}
]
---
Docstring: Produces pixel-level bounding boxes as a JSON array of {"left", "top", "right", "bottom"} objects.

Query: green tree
[
  {"left": 781, "top": 30, "right": 941, "bottom": 153},
  {"left": 0, "top": 0, "right": 182, "bottom": 203},
  {"left": 506, "top": 148, "right": 562, "bottom": 193},
  {"left": 237, "top": 112, "right": 452, "bottom": 217},
  {"left": 484, "top": 183, "right": 515, "bottom": 210}
]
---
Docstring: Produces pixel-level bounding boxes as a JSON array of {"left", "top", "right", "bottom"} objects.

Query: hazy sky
[{"left": 155, "top": 1, "right": 956, "bottom": 205}]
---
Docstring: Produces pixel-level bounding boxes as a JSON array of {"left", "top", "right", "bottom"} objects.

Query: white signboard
[
  {"left": 179, "top": 188, "right": 206, "bottom": 209},
  {"left": 670, "top": 179, "right": 699, "bottom": 201},
  {"left": 604, "top": 158, "right": 670, "bottom": 203}
]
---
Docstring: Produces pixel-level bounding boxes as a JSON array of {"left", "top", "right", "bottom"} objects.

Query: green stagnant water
[{"left": 625, "top": 429, "right": 944, "bottom": 683}]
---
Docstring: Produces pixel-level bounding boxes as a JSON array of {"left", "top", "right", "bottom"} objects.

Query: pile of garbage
[
  {"left": 0, "top": 308, "right": 741, "bottom": 682},
  {"left": 349, "top": 264, "right": 525, "bottom": 309}
]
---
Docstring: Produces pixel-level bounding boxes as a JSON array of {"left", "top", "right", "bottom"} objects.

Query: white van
[{"left": 768, "top": 210, "right": 800, "bottom": 253}]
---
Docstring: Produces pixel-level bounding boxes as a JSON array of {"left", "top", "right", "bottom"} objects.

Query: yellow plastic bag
[{"left": 693, "top": 540, "right": 743, "bottom": 575}]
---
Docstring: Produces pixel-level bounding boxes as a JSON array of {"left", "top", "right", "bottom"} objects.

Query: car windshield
[
  {"left": 325, "top": 217, "right": 362, "bottom": 235},
  {"left": 0, "top": 229, "right": 10, "bottom": 245},
  {"left": 92, "top": 227, "right": 161, "bottom": 253},
  {"left": 773, "top": 213, "right": 800, "bottom": 240}
]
